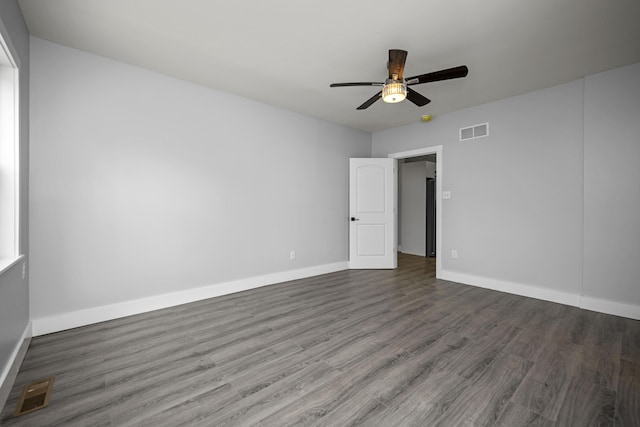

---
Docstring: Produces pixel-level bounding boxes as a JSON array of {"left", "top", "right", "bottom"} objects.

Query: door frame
[{"left": 388, "top": 145, "right": 443, "bottom": 279}]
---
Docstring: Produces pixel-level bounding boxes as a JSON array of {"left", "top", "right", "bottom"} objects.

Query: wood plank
[
  {"left": 496, "top": 401, "right": 555, "bottom": 427},
  {"left": 622, "top": 318, "right": 640, "bottom": 362},
  {"left": 353, "top": 368, "right": 469, "bottom": 426},
  {"left": 432, "top": 363, "right": 526, "bottom": 426},
  {"left": 199, "top": 361, "right": 340, "bottom": 427},
  {"left": 555, "top": 375, "right": 616, "bottom": 427},
  {"left": 512, "top": 342, "right": 584, "bottom": 421},
  {"left": 614, "top": 360, "right": 640, "bottom": 427},
  {"left": 2, "top": 254, "right": 639, "bottom": 426}
]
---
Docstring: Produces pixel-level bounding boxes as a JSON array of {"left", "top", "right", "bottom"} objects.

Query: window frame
[{"left": 0, "top": 30, "right": 21, "bottom": 274}]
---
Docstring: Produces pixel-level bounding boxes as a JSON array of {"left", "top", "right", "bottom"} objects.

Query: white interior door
[{"left": 349, "top": 158, "right": 397, "bottom": 269}]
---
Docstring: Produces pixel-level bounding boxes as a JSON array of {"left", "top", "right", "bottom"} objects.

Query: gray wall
[
  {"left": 29, "top": 37, "right": 371, "bottom": 322},
  {"left": 375, "top": 64, "right": 640, "bottom": 310},
  {"left": 374, "top": 80, "right": 585, "bottom": 296},
  {"left": 0, "top": 0, "right": 29, "bottom": 393},
  {"left": 583, "top": 63, "right": 640, "bottom": 304}
]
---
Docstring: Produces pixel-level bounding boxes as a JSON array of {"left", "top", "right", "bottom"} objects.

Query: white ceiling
[{"left": 17, "top": 0, "right": 640, "bottom": 132}]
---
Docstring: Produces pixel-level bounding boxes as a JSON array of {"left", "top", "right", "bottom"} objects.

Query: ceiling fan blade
[
  {"left": 388, "top": 49, "right": 408, "bottom": 80},
  {"left": 356, "top": 91, "right": 382, "bottom": 110},
  {"left": 406, "top": 65, "right": 469, "bottom": 85},
  {"left": 406, "top": 88, "right": 431, "bottom": 107},
  {"left": 330, "top": 82, "right": 384, "bottom": 87}
]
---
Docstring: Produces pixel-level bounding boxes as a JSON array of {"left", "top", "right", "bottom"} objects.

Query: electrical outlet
[
  {"left": 443, "top": 191, "right": 451, "bottom": 199},
  {"left": 289, "top": 250, "right": 296, "bottom": 261},
  {"left": 21, "top": 261, "right": 26, "bottom": 279},
  {"left": 451, "top": 250, "right": 458, "bottom": 259}
]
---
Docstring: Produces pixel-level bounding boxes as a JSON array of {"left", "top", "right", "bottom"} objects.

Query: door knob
[{"left": 350, "top": 217, "right": 360, "bottom": 221}]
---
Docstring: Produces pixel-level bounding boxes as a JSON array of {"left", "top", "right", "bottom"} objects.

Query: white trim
[
  {"left": 31, "top": 261, "right": 348, "bottom": 336},
  {"left": 441, "top": 270, "right": 580, "bottom": 306},
  {"left": 387, "top": 146, "right": 441, "bottom": 159},
  {"left": 388, "top": 145, "right": 443, "bottom": 279},
  {"left": 0, "top": 19, "right": 21, "bottom": 68},
  {"left": 399, "top": 250, "right": 426, "bottom": 257},
  {"left": 0, "top": 253, "right": 23, "bottom": 276},
  {"left": 13, "top": 66, "right": 20, "bottom": 257},
  {"left": 441, "top": 270, "right": 640, "bottom": 320},
  {"left": 0, "top": 320, "right": 31, "bottom": 405},
  {"left": 580, "top": 296, "right": 640, "bottom": 320},
  {"left": 0, "top": 38, "right": 20, "bottom": 262}
]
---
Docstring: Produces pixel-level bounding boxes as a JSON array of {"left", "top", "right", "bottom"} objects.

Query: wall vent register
[{"left": 459, "top": 123, "right": 489, "bottom": 141}]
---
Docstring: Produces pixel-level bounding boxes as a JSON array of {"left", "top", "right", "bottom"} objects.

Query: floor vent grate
[{"left": 13, "top": 377, "right": 54, "bottom": 417}]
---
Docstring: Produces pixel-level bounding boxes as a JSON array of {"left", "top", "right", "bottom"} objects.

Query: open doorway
[
  {"left": 397, "top": 155, "right": 436, "bottom": 257},
  {"left": 388, "top": 146, "right": 442, "bottom": 278}
]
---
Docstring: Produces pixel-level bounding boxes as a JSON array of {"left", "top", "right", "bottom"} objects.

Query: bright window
[{"left": 0, "top": 33, "right": 20, "bottom": 270}]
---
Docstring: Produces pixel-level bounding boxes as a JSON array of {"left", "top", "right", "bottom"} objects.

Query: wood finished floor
[{"left": 2, "top": 254, "right": 639, "bottom": 426}]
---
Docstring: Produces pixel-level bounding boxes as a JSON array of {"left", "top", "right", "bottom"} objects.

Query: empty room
[{"left": 1, "top": 0, "right": 639, "bottom": 425}]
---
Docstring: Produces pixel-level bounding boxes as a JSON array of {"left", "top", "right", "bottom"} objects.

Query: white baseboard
[
  {"left": 441, "top": 270, "right": 640, "bottom": 320},
  {"left": 441, "top": 270, "right": 581, "bottom": 306},
  {"left": 580, "top": 295, "right": 640, "bottom": 320},
  {"left": 0, "top": 321, "right": 32, "bottom": 413},
  {"left": 31, "top": 261, "right": 348, "bottom": 336},
  {"left": 399, "top": 250, "right": 426, "bottom": 257}
]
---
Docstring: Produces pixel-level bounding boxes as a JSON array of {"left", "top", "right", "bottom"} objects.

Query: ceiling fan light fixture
[
  {"left": 382, "top": 80, "right": 407, "bottom": 104},
  {"left": 329, "top": 50, "right": 468, "bottom": 110}
]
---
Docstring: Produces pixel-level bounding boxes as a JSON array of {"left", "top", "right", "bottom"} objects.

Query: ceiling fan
[{"left": 330, "top": 49, "right": 468, "bottom": 110}]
